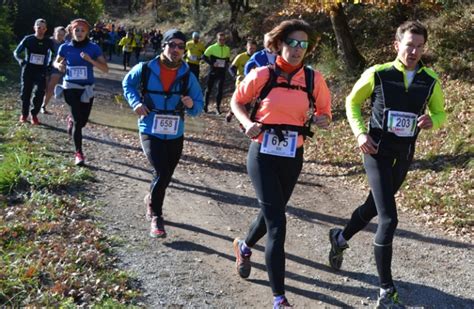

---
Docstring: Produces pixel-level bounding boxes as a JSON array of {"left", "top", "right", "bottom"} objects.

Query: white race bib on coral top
[{"left": 260, "top": 130, "right": 297, "bottom": 158}]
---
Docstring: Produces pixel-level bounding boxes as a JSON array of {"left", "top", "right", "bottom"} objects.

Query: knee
[{"left": 377, "top": 216, "right": 398, "bottom": 243}]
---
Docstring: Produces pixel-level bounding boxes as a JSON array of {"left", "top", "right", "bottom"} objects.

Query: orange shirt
[
  {"left": 233, "top": 65, "right": 332, "bottom": 147},
  {"left": 159, "top": 62, "right": 178, "bottom": 91}
]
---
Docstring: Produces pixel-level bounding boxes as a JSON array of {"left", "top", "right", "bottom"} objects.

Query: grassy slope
[{"left": 0, "top": 66, "right": 139, "bottom": 307}]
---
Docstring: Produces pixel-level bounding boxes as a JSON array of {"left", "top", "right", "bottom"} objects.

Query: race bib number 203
[{"left": 387, "top": 110, "right": 417, "bottom": 137}]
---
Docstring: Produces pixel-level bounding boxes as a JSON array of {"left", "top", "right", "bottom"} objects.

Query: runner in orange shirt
[{"left": 230, "top": 19, "right": 332, "bottom": 308}]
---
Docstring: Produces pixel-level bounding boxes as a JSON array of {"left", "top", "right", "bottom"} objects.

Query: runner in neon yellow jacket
[
  {"left": 328, "top": 20, "right": 446, "bottom": 308},
  {"left": 202, "top": 32, "right": 230, "bottom": 114}
]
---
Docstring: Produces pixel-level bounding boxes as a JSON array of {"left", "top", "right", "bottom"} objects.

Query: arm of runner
[
  {"left": 421, "top": 79, "right": 446, "bottom": 130},
  {"left": 312, "top": 71, "right": 332, "bottom": 129},
  {"left": 53, "top": 55, "right": 66, "bottom": 73},
  {"left": 81, "top": 52, "right": 109, "bottom": 73},
  {"left": 231, "top": 69, "right": 266, "bottom": 138},
  {"left": 183, "top": 72, "right": 203, "bottom": 116},
  {"left": 122, "top": 63, "right": 145, "bottom": 113},
  {"left": 13, "top": 38, "right": 26, "bottom": 65},
  {"left": 346, "top": 67, "right": 376, "bottom": 138}
]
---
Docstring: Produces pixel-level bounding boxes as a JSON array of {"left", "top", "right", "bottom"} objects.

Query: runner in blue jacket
[{"left": 122, "top": 29, "right": 203, "bottom": 238}]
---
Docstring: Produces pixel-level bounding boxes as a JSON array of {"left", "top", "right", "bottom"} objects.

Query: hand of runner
[
  {"left": 80, "top": 52, "right": 92, "bottom": 62},
  {"left": 244, "top": 122, "right": 262, "bottom": 138},
  {"left": 133, "top": 103, "right": 150, "bottom": 116},
  {"left": 313, "top": 114, "right": 330, "bottom": 129},
  {"left": 357, "top": 133, "right": 378, "bottom": 154},
  {"left": 181, "top": 95, "right": 193, "bottom": 109},
  {"left": 57, "top": 59, "right": 66, "bottom": 73},
  {"left": 417, "top": 114, "right": 433, "bottom": 130}
]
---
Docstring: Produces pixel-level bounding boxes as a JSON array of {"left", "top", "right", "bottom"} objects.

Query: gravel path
[{"left": 36, "top": 59, "right": 473, "bottom": 308}]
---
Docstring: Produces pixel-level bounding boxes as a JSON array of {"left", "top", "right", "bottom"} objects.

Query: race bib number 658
[{"left": 152, "top": 115, "right": 180, "bottom": 135}]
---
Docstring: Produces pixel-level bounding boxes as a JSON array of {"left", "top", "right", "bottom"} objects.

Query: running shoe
[
  {"left": 328, "top": 228, "right": 349, "bottom": 270},
  {"left": 376, "top": 287, "right": 404, "bottom": 308},
  {"left": 74, "top": 151, "right": 85, "bottom": 166},
  {"left": 19, "top": 115, "right": 28, "bottom": 123},
  {"left": 273, "top": 296, "right": 293, "bottom": 308},
  {"left": 40, "top": 106, "right": 50, "bottom": 114},
  {"left": 143, "top": 193, "right": 153, "bottom": 221},
  {"left": 67, "top": 116, "right": 73, "bottom": 136},
  {"left": 150, "top": 216, "right": 166, "bottom": 238},
  {"left": 225, "top": 111, "right": 233, "bottom": 123},
  {"left": 232, "top": 238, "right": 252, "bottom": 278},
  {"left": 30, "top": 115, "right": 40, "bottom": 125}
]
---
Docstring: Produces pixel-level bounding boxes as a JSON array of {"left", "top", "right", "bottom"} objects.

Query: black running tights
[
  {"left": 140, "top": 134, "right": 183, "bottom": 217},
  {"left": 244, "top": 141, "right": 303, "bottom": 296},
  {"left": 63, "top": 89, "right": 93, "bottom": 153},
  {"left": 342, "top": 152, "right": 412, "bottom": 288}
]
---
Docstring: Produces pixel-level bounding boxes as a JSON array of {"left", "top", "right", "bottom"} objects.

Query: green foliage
[
  {"left": 8, "top": 0, "right": 104, "bottom": 40},
  {"left": 0, "top": 6, "right": 14, "bottom": 63},
  {"left": 426, "top": 5, "right": 474, "bottom": 80},
  {"left": 0, "top": 109, "right": 93, "bottom": 195}
]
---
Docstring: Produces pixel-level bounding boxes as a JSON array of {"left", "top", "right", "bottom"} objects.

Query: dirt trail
[{"left": 38, "top": 56, "right": 473, "bottom": 308}]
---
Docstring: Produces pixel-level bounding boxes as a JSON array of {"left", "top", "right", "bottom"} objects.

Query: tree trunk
[
  {"left": 330, "top": 3, "right": 365, "bottom": 72},
  {"left": 228, "top": 0, "right": 243, "bottom": 44}
]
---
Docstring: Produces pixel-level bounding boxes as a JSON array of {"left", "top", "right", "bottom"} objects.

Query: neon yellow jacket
[
  {"left": 346, "top": 59, "right": 446, "bottom": 139},
  {"left": 185, "top": 40, "right": 205, "bottom": 65}
]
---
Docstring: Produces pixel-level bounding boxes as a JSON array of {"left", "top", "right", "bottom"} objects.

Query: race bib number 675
[{"left": 260, "top": 130, "right": 297, "bottom": 158}]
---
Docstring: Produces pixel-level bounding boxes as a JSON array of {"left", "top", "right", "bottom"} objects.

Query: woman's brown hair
[{"left": 266, "top": 19, "right": 317, "bottom": 56}]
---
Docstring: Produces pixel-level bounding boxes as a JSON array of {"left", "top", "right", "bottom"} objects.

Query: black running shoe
[{"left": 328, "top": 228, "right": 349, "bottom": 270}]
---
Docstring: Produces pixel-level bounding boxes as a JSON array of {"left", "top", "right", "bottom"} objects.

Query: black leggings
[
  {"left": 20, "top": 66, "right": 47, "bottom": 117},
  {"left": 140, "top": 134, "right": 184, "bottom": 217},
  {"left": 205, "top": 69, "right": 225, "bottom": 110},
  {"left": 342, "top": 152, "right": 412, "bottom": 289},
  {"left": 188, "top": 63, "right": 200, "bottom": 80},
  {"left": 244, "top": 141, "right": 303, "bottom": 296},
  {"left": 63, "top": 89, "right": 94, "bottom": 153},
  {"left": 123, "top": 51, "right": 132, "bottom": 69}
]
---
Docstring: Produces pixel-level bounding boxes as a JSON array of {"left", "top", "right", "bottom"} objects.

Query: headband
[{"left": 71, "top": 20, "right": 90, "bottom": 32}]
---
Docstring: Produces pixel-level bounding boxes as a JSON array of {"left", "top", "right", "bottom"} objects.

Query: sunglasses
[
  {"left": 284, "top": 38, "right": 309, "bottom": 49},
  {"left": 166, "top": 42, "right": 186, "bottom": 50}
]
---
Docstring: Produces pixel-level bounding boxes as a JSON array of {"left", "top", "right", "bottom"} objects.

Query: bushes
[{"left": 0, "top": 6, "right": 14, "bottom": 64}]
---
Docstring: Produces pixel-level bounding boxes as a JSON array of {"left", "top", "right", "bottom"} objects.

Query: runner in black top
[{"left": 13, "top": 18, "right": 54, "bottom": 125}]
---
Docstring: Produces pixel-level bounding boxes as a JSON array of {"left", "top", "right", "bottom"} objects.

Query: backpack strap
[
  {"left": 303, "top": 65, "right": 315, "bottom": 138},
  {"left": 141, "top": 62, "right": 191, "bottom": 119},
  {"left": 249, "top": 65, "right": 278, "bottom": 121},
  {"left": 140, "top": 60, "right": 151, "bottom": 98},
  {"left": 247, "top": 65, "right": 316, "bottom": 141}
]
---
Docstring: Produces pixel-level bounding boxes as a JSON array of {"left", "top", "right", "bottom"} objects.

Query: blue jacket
[
  {"left": 243, "top": 49, "right": 276, "bottom": 76},
  {"left": 122, "top": 57, "right": 203, "bottom": 139}
]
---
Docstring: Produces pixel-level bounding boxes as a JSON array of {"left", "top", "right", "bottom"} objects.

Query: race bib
[
  {"left": 152, "top": 115, "right": 180, "bottom": 135},
  {"left": 260, "top": 130, "right": 298, "bottom": 158},
  {"left": 69, "top": 66, "right": 88, "bottom": 80},
  {"left": 387, "top": 110, "right": 417, "bottom": 137},
  {"left": 29, "top": 53, "right": 45, "bottom": 65},
  {"left": 214, "top": 59, "right": 226, "bottom": 68},
  {"left": 189, "top": 55, "right": 198, "bottom": 61}
]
